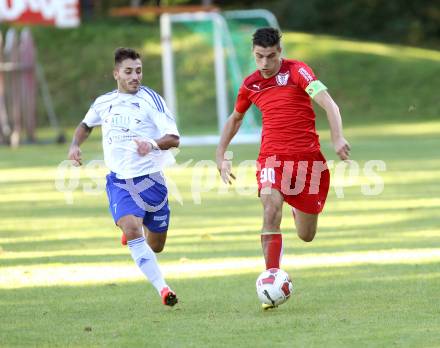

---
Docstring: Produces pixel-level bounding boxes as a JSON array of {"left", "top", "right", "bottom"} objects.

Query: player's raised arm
[
  {"left": 67, "top": 122, "right": 93, "bottom": 166},
  {"left": 216, "top": 110, "right": 245, "bottom": 184},
  {"left": 313, "top": 90, "right": 351, "bottom": 161}
]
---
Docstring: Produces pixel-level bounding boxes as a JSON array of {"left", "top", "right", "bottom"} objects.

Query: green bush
[{"left": 223, "top": 0, "right": 440, "bottom": 47}]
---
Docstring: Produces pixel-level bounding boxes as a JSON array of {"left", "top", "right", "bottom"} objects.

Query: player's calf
[
  {"left": 261, "top": 231, "right": 283, "bottom": 269},
  {"left": 146, "top": 229, "right": 167, "bottom": 253},
  {"left": 293, "top": 209, "right": 318, "bottom": 242},
  {"left": 297, "top": 229, "right": 316, "bottom": 242},
  {"left": 296, "top": 220, "right": 317, "bottom": 242}
]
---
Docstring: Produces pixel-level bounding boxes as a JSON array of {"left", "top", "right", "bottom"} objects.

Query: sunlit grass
[
  {"left": 283, "top": 32, "right": 440, "bottom": 62},
  {"left": 343, "top": 121, "right": 440, "bottom": 137},
  {"left": 1, "top": 121, "right": 440, "bottom": 346},
  {"left": 3, "top": 248, "right": 440, "bottom": 289}
]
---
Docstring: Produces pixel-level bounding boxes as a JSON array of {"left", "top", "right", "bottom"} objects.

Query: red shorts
[{"left": 256, "top": 151, "right": 330, "bottom": 214}]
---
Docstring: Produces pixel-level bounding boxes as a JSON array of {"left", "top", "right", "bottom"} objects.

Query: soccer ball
[{"left": 256, "top": 268, "right": 293, "bottom": 307}]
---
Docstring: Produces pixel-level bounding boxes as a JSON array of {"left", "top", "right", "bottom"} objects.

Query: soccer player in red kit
[{"left": 216, "top": 27, "right": 350, "bottom": 303}]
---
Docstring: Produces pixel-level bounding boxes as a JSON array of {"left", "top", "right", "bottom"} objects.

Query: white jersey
[{"left": 82, "top": 86, "right": 180, "bottom": 179}]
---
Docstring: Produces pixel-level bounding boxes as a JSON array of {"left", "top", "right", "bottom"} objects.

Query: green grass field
[{"left": 1, "top": 120, "right": 440, "bottom": 347}]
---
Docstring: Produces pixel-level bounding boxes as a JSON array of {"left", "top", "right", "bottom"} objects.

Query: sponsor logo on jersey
[
  {"left": 298, "top": 67, "right": 313, "bottom": 82},
  {"left": 111, "top": 134, "right": 136, "bottom": 143},
  {"left": 276, "top": 72, "right": 290, "bottom": 86}
]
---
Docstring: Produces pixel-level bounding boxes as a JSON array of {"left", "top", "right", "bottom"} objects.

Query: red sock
[{"left": 261, "top": 233, "right": 283, "bottom": 269}]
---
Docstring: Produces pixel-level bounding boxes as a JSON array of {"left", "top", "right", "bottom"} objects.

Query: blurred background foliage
[
  {"left": 84, "top": 0, "right": 440, "bottom": 48},
  {"left": 1, "top": 0, "right": 438, "bottom": 130}
]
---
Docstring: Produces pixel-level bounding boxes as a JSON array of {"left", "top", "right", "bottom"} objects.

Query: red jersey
[{"left": 234, "top": 59, "right": 322, "bottom": 157}]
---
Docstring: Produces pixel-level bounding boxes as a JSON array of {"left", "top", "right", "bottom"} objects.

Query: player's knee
[
  {"left": 148, "top": 236, "right": 166, "bottom": 253},
  {"left": 298, "top": 227, "right": 316, "bottom": 242},
  {"left": 150, "top": 244, "right": 164, "bottom": 253},
  {"left": 299, "top": 234, "right": 315, "bottom": 242},
  {"left": 264, "top": 205, "right": 281, "bottom": 222},
  {"left": 118, "top": 219, "right": 142, "bottom": 239},
  {"left": 123, "top": 227, "right": 143, "bottom": 240}
]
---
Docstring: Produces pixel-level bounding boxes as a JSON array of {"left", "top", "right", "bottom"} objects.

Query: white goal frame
[{"left": 160, "top": 9, "right": 280, "bottom": 145}]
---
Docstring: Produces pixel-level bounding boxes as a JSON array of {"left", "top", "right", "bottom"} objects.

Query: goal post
[
  {"left": 160, "top": 9, "right": 280, "bottom": 145},
  {"left": 161, "top": 11, "right": 229, "bottom": 133}
]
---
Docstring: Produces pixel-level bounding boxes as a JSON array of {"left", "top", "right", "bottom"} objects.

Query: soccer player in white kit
[{"left": 68, "top": 48, "right": 179, "bottom": 306}]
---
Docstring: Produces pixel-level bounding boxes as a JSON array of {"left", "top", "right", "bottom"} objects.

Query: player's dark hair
[
  {"left": 252, "top": 27, "right": 281, "bottom": 48},
  {"left": 114, "top": 47, "right": 141, "bottom": 65}
]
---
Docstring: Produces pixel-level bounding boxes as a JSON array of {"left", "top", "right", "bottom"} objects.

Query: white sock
[{"left": 128, "top": 236, "right": 167, "bottom": 294}]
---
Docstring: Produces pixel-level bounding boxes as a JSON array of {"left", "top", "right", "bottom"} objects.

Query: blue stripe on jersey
[
  {"left": 141, "top": 87, "right": 162, "bottom": 112},
  {"left": 150, "top": 89, "right": 165, "bottom": 112},
  {"left": 141, "top": 87, "right": 164, "bottom": 112},
  {"left": 142, "top": 86, "right": 163, "bottom": 111}
]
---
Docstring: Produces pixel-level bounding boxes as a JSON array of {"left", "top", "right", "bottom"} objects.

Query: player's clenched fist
[
  {"left": 134, "top": 139, "right": 153, "bottom": 156},
  {"left": 333, "top": 137, "right": 351, "bottom": 161}
]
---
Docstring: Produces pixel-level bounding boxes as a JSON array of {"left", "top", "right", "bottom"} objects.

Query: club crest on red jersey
[{"left": 275, "top": 71, "right": 290, "bottom": 86}]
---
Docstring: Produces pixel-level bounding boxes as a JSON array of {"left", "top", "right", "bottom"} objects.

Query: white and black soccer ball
[{"left": 256, "top": 268, "right": 293, "bottom": 307}]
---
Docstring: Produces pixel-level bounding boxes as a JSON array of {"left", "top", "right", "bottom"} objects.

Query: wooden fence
[{"left": 0, "top": 27, "right": 37, "bottom": 147}]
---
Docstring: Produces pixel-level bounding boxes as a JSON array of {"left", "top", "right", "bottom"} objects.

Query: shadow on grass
[{"left": 0, "top": 262, "right": 439, "bottom": 347}]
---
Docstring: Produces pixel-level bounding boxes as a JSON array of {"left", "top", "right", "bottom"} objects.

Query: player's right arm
[
  {"left": 68, "top": 122, "right": 93, "bottom": 166},
  {"left": 216, "top": 109, "right": 245, "bottom": 184},
  {"left": 68, "top": 103, "right": 101, "bottom": 166},
  {"left": 216, "top": 82, "right": 251, "bottom": 184}
]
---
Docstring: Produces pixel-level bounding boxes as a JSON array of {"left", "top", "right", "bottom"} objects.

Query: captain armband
[{"left": 305, "top": 80, "right": 327, "bottom": 98}]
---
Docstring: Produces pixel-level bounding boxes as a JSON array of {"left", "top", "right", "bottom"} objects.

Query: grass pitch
[{"left": 1, "top": 121, "right": 440, "bottom": 347}]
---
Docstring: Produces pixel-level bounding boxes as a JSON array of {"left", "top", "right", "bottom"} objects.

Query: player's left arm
[
  {"left": 136, "top": 101, "right": 180, "bottom": 156},
  {"left": 135, "top": 134, "right": 179, "bottom": 156},
  {"left": 313, "top": 89, "right": 351, "bottom": 160},
  {"left": 292, "top": 62, "right": 350, "bottom": 160}
]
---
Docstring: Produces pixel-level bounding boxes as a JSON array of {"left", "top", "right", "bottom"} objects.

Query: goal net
[{"left": 160, "top": 9, "right": 280, "bottom": 145}]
